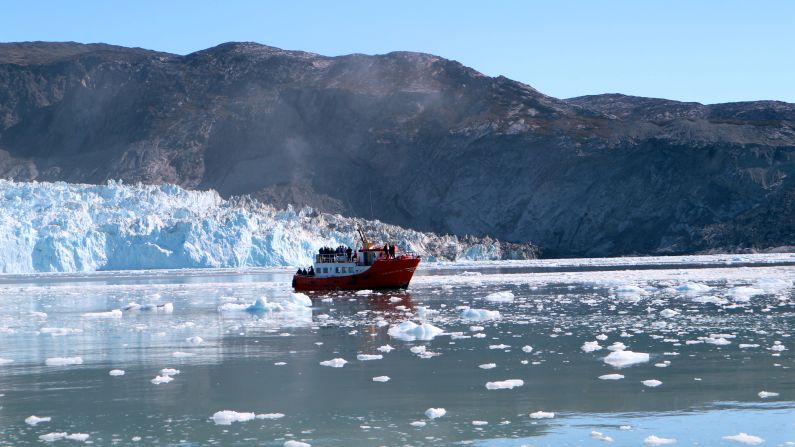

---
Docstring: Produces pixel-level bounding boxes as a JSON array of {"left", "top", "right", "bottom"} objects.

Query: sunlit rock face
[{"left": 0, "top": 41, "right": 793, "bottom": 256}]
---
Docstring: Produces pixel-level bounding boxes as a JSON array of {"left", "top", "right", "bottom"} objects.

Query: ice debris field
[{"left": 0, "top": 255, "right": 794, "bottom": 445}]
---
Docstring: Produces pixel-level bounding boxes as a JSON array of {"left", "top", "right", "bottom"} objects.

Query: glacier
[{"left": 0, "top": 180, "right": 536, "bottom": 273}]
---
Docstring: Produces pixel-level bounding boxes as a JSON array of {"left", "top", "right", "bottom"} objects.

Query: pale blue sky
[{"left": 2, "top": 0, "right": 793, "bottom": 104}]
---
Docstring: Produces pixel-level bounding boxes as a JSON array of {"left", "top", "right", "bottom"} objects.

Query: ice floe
[
  {"left": 721, "top": 433, "right": 764, "bottom": 445},
  {"left": 387, "top": 321, "right": 444, "bottom": 341},
  {"left": 598, "top": 374, "right": 625, "bottom": 380},
  {"left": 483, "top": 291, "right": 514, "bottom": 302},
  {"left": 372, "top": 376, "right": 390, "bottom": 382},
  {"left": 581, "top": 341, "right": 602, "bottom": 352},
  {"left": 529, "top": 411, "right": 555, "bottom": 419},
  {"left": 642, "top": 379, "right": 662, "bottom": 387},
  {"left": 109, "top": 369, "right": 125, "bottom": 376},
  {"left": 644, "top": 435, "right": 676, "bottom": 445},
  {"left": 212, "top": 410, "right": 256, "bottom": 425},
  {"left": 45, "top": 357, "right": 83, "bottom": 366},
  {"left": 461, "top": 308, "right": 501, "bottom": 320},
  {"left": 604, "top": 351, "right": 649, "bottom": 368},
  {"left": 425, "top": 408, "right": 446, "bottom": 419},
  {"left": 319, "top": 358, "right": 348, "bottom": 368},
  {"left": 485, "top": 379, "right": 524, "bottom": 390},
  {"left": 25, "top": 415, "right": 51, "bottom": 426}
]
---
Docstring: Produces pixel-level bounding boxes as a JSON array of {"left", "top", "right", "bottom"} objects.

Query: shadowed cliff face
[{"left": 0, "top": 41, "right": 793, "bottom": 257}]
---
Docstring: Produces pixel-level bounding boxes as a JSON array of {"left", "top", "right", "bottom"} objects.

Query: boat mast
[{"left": 356, "top": 224, "right": 370, "bottom": 248}]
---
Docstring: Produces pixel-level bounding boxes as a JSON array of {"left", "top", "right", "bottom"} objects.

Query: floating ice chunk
[
  {"left": 461, "top": 308, "right": 501, "bottom": 321},
  {"left": 46, "top": 357, "right": 83, "bottom": 366},
  {"left": 372, "top": 376, "right": 390, "bottom": 382},
  {"left": 377, "top": 344, "right": 395, "bottom": 353},
  {"left": 0, "top": 358, "right": 13, "bottom": 365},
  {"left": 722, "top": 433, "right": 764, "bottom": 445},
  {"left": 692, "top": 296, "right": 728, "bottom": 305},
  {"left": 25, "top": 415, "right": 51, "bottom": 426},
  {"left": 357, "top": 354, "right": 383, "bottom": 361},
  {"left": 109, "top": 369, "right": 125, "bottom": 376},
  {"left": 256, "top": 413, "right": 285, "bottom": 419},
  {"left": 607, "top": 342, "right": 627, "bottom": 352},
  {"left": 675, "top": 282, "right": 711, "bottom": 293},
  {"left": 485, "top": 379, "right": 524, "bottom": 390},
  {"left": 470, "top": 326, "right": 485, "bottom": 332},
  {"left": 31, "top": 311, "right": 47, "bottom": 318},
  {"left": 704, "top": 335, "right": 731, "bottom": 346},
  {"left": 355, "top": 290, "right": 374, "bottom": 296},
  {"left": 522, "top": 345, "right": 533, "bottom": 353},
  {"left": 172, "top": 351, "right": 196, "bottom": 358},
  {"left": 425, "top": 408, "right": 446, "bottom": 419},
  {"left": 642, "top": 379, "right": 662, "bottom": 387},
  {"left": 604, "top": 351, "right": 649, "bottom": 368},
  {"left": 529, "top": 411, "right": 554, "bottom": 419},
  {"left": 319, "top": 358, "right": 347, "bottom": 368},
  {"left": 758, "top": 391, "right": 779, "bottom": 398},
  {"left": 82, "top": 309, "right": 122, "bottom": 318},
  {"left": 581, "top": 341, "right": 602, "bottom": 352},
  {"left": 590, "top": 431, "right": 614, "bottom": 442},
  {"left": 599, "top": 374, "right": 625, "bottom": 380},
  {"left": 644, "top": 435, "right": 676, "bottom": 445},
  {"left": 479, "top": 363, "right": 497, "bottom": 369},
  {"left": 41, "top": 327, "right": 83, "bottom": 336},
  {"left": 212, "top": 410, "right": 256, "bottom": 425},
  {"left": 739, "top": 344, "right": 760, "bottom": 349},
  {"left": 387, "top": 321, "right": 444, "bottom": 341},
  {"left": 39, "top": 433, "right": 67, "bottom": 442},
  {"left": 596, "top": 334, "right": 608, "bottom": 341},
  {"left": 289, "top": 292, "right": 312, "bottom": 307},
  {"left": 613, "top": 285, "right": 648, "bottom": 296},
  {"left": 150, "top": 375, "right": 173, "bottom": 385},
  {"left": 186, "top": 336, "right": 203, "bottom": 345},
  {"left": 730, "top": 287, "right": 765, "bottom": 302},
  {"left": 160, "top": 368, "right": 180, "bottom": 376},
  {"left": 284, "top": 441, "right": 311, "bottom": 447},
  {"left": 410, "top": 421, "right": 426, "bottom": 427},
  {"left": 65, "top": 433, "right": 89, "bottom": 441},
  {"left": 389, "top": 296, "right": 403, "bottom": 302},
  {"left": 416, "top": 306, "right": 438, "bottom": 319},
  {"left": 472, "top": 420, "right": 488, "bottom": 426},
  {"left": 659, "top": 308, "right": 679, "bottom": 318},
  {"left": 484, "top": 291, "right": 514, "bottom": 303},
  {"left": 489, "top": 344, "right": 510, "bottom": 350},
  {"left": 770, "top": 342, "right": 787, "bottom": 352},
  {"left": 245, "top": 297, "right": 283, "bottom": 313}
]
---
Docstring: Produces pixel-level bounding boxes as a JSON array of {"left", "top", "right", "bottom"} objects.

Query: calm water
[{"left": 0, "top": 260, "right": 794, "bottom": 446}]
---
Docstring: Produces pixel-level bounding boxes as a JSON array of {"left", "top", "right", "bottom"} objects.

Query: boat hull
[{"left": 292, "top": 257, "right": 420, "bottom": 291}]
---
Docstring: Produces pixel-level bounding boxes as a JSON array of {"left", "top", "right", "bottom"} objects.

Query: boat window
[
  {"left": 322, "top": 268, "right": 328, "bottom": 274},
  {"left": 335, "top": 267, "right": 340, "bottom": 273}
]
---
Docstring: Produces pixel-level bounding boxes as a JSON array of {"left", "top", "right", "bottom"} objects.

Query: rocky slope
[{"left": 0, "top": 41, "right": 793, "bottom": 257}]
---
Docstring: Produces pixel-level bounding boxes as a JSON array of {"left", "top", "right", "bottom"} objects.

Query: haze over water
[{"left": 1, "top": 255, "right": 794, "bottom": 446}]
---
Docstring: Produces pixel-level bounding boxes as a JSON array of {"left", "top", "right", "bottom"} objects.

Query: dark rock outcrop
[{"left": 0, "top": 41, "right": 793, "bottom": 257}]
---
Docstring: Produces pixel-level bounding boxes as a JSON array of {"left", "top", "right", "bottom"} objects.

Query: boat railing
[{"left": 315, "top": 253, "right": 353, "bottom": 263}]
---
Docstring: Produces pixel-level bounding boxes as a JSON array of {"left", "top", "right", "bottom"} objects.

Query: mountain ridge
[{"left": 1, "top": 41, "right": 793, "bottom": 257}]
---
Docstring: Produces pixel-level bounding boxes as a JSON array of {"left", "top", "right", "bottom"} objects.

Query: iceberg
[{"left": 0, "top": 180, "right": 533, "bottom": 273}]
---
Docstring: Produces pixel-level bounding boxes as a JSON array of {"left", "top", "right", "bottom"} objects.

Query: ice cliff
[{"left": 0, "top": 180, "right": 537, "bottom": 273}]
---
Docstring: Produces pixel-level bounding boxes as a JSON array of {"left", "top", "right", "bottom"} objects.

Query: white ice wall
[{"left": 0, "top": 180, "right": 508, "bottom": 273}]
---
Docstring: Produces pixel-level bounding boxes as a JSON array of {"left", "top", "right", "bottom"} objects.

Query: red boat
[{"left": 292, "top": 228, "right": 420, "bottom": 292}]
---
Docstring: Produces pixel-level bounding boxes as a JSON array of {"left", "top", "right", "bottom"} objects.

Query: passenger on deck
[
  {"left": 308, "top": 266, "right": 315, "bottom": 276},
  {"left": 296, "top": 268, "right": 302, "bottom": 275},
  {"left": 389, "top": 244, "right": 395, "bottom": 258},
  {"left": 346, "top": 247, "right": 353, "bottom": 260}
]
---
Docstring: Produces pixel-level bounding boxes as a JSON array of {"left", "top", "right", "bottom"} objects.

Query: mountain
[{"left": 0, "top": 41, "right": 793, "bottom": 257}]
